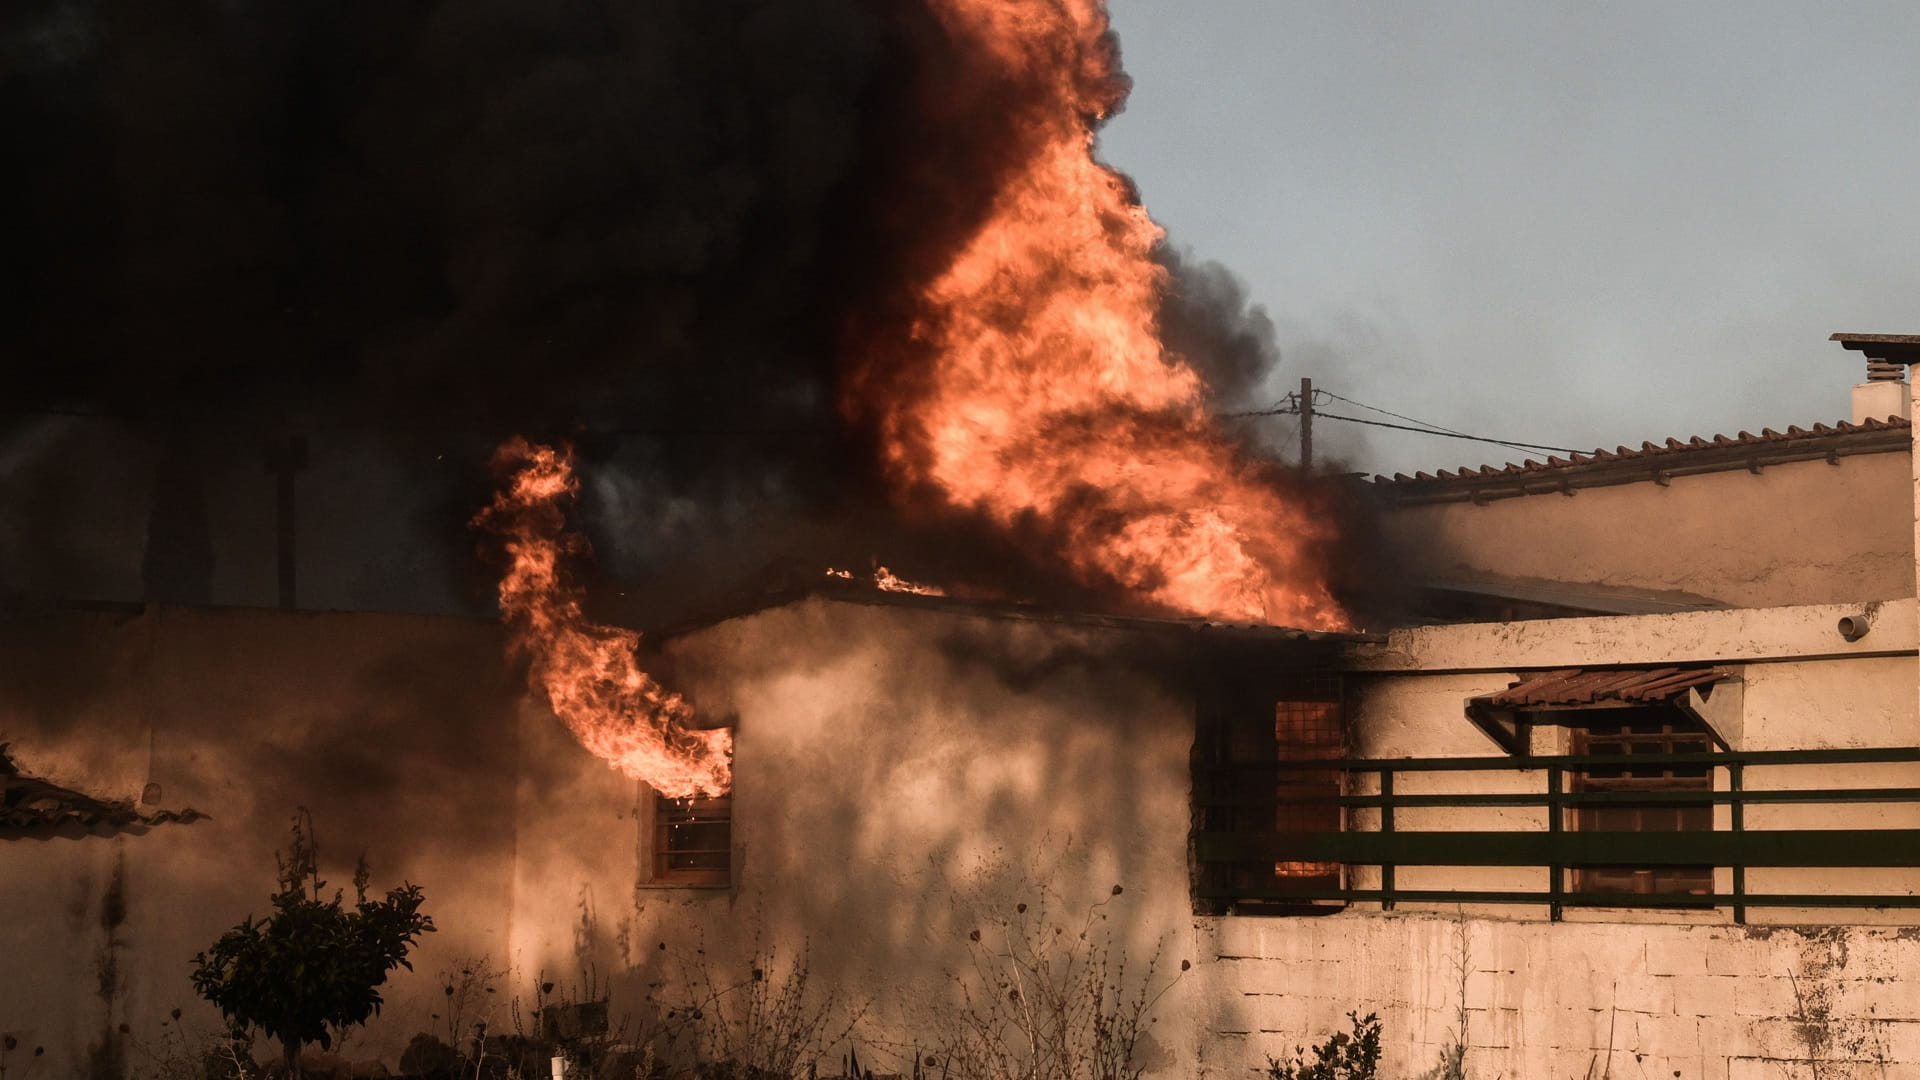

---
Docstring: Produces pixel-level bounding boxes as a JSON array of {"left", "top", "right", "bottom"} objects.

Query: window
[
  {"left": 1193, "top": 673, "right": 1347, "bottom": 914},
  {"left": 653, "top": 792, "right": 731, "bottom": 886},
  {"left": 1569, "top": 711, "right": 1713, "bottom": 901},
  {"left": 1271, "top": 699, "right": 1344, "bottom": 891}
]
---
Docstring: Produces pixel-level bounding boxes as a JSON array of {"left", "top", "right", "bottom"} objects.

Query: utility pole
[{"left": 1299, "top": 376, "right": 1314, "bottom": 472}]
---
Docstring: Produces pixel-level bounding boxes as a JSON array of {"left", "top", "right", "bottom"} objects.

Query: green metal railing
[{"left": 1193, "top": 746, "right": 1920, "bottom": 922}]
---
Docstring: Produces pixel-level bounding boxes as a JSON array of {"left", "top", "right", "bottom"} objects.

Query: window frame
[
  {"left": 648, "top": 790, "right": 732, "bottom": 887},
  {"left": 1565, "top": 710, "right": 1715, "bottom": 902},
  {"left": 1192, "top": 672, "right": 1350, "bottom": 916}
]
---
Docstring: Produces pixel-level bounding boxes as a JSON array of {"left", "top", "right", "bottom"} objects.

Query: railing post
[
  {"left": 1547, "top": 765, "right": 1564, "bottom": 922},
  {"left": 1729, "top": 761, "right": 1747, "bottom": 925},
  {"left": 1380, "top": 768, "right": 1396, "bottom": 912}
]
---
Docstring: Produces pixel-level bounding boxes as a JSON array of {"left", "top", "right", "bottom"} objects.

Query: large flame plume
[
  {"left": 475, "top": 438, "right": 732, "bottom": 798},
  {"left": 849, "top": 0, "right": 1348, "bottom": 631}
]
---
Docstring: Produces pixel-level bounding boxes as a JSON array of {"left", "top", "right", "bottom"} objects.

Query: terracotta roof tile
[
  {"left": 0, "top": 745, "right": 205, "bottom": 838},
  {"left": 1472, "top": 666, "right": 1731, "bottom": 709},
  {"left": 1372, "top": 416, "right": 1911, "bottom": 490}
]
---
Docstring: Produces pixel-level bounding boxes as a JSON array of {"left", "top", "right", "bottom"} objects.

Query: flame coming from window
[
  {"left": 848, "top": 0, "right": 1347, "bottom": 631},
  {"left": 475, "top": 438, "right": 731, "bottom": 798}
]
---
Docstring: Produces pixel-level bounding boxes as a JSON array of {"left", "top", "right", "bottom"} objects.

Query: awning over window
[
  {"left": 1474, "top": 667, "right": 1731, "bottom": 709},
  {"left": 1465, "top": 667, "right": 1740, "bottom": 755}
]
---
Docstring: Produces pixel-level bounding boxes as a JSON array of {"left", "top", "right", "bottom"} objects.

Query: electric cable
[{"left": 1225, "top": 390, "right": 1578, "bottom": 456}]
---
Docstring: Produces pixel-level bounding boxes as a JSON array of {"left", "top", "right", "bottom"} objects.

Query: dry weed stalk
[
  {"left": 655, "top": 938, "right": 862, "bottom": 1080},
  {"left": 937, "top": 884, "right": 1184, "bottom": 1080}
]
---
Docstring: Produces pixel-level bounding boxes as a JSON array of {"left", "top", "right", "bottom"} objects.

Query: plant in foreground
[
  {"left": 940, "top": 884, "right": 1186, "bottom": 1080},
  {"left": 190, "top": 811, "right": 435, "bottom": 1079},
  {"left": 1266, "top": 1011, "right": 1381, "bottom": 1080}
]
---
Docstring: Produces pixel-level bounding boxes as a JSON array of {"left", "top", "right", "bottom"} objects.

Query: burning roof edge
[
  {"left": 651, "top": 575, "right": 1384, "bottom": 647},
  {"left": 1367, "top": 416, "right": 1909, "bottom": 504}
]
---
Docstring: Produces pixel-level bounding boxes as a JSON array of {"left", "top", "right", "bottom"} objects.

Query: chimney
[{"left": 1832, "top": 333, "right": 1918, "bottom": 425}]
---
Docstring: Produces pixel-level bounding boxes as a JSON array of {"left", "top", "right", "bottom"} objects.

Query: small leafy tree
[
  {"left": 1266, "top": 1011, "right": 1382, "bottom": 1080},
  {"left": 191, "top": 811, "right": 435, "bottom": 1079}
]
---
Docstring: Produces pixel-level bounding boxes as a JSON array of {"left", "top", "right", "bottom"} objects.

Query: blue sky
[{"left": 1099, "top": 1, "right": 1920, "bottom": 475}]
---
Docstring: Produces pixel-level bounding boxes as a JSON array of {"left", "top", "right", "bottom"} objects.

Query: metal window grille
[
  {"left": 1273, "top": 700, "right": 1343, "bottom": 884},
  {"left": 654, "top": 793, "right": 730, "bottom": 885},
  {"left": 1571, "top": 718, "right": 1713, "bottom": 900}
]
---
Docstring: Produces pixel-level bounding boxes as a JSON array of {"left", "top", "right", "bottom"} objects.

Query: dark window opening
[
  {"left": 1568, "top": 709, "right": 1713, "bottom": 902},
  {"left": 1271, "top": 698, "right": 1343, "bottom": 891},
  {"left": 1194, "top": 672, "right": 1347, "bottom": 915},
  {"left": 654, "top": 793, "right": 730, "bottom": 886}
]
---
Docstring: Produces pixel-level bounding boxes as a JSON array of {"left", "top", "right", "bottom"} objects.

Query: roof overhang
[{"left": 1832, "top": 333, "right": 1920, "bottom": 367}]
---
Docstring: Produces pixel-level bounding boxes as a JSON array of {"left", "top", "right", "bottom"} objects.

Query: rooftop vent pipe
[{"left": 1832, "top": 333, "right": 1918, "bottom": 425}]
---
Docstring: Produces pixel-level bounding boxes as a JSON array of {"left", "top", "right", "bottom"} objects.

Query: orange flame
[
  {"left": 475, "top": 438, "right": 732, "bottom": 798},
  {"left": 850, "top": 0, "right": 1347, "bottom": 631},
  {"left": 826, "top": 565, "right": 947, "bottom": 597}
]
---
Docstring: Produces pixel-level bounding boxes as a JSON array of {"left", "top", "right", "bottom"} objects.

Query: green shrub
[
  {"left": 1265, "top": 1011, "right": 1381, "bottom": 1080},
  {"left": 190, "top": 812, "right": 434, "bottom": 1079}
]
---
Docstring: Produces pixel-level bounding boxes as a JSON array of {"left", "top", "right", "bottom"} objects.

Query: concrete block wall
[{"left": 1192, "top": 913, "right": 1920, "bottom": 1079}]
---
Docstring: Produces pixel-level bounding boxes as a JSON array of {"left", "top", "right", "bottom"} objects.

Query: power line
[
  {"left": 1310, "top": 410, "right": 1578, "bottom": 455},
  {"left": 1319, "top": 389, "right": 1487, "bottom": 444},
  {"left": 1225, "top": 392, "right": 1578, "bottom": 456}
]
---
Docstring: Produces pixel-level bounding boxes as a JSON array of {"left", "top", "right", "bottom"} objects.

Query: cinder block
[
  {"left": 1848, "top": 978, "right": 1920, "bottom": 1022},
  {"left": 1627, "top": 1050, "right": 1709, "bottom": 1079},
  {"left": 1462, "top": 968, "right": 1504, "bottom": 1011},
  {"left": 1459, "top": 1045, "right": 1514, "bottom": 1078},
  {"left": 1464, "top": 1007, "right": 1521, "bottom": 1049},
  {"left": 1472, "top": 921, "right": 1533, "bottom": 974},
  {"left": 1618, "top": 1012, "right": 1701, "bottom": 1058},
  {"left": 1241, "top": 991, "right": 1311, "bottom": 1037},
  {"left": 1695, "top": 1015, "right": 1759, "bottom": 1061},
  {"left": 1542, "top": 1004, "right": 1610, "bottom": 1052},
  {"left": 1557, "top": 925, "right": 1649, "bottom": 978},
  {"left": 1739, "top": 1017, "right": 1819, "bottom": 1061},
  {"left": 1728, "top": 1058, "right": 1803, "bottom": 1080},
  {"left": 1827, "top": 976, "right": 1912, "bottom": 1021},
  {"left": 1547, "top": 1047, "right": 1608, "bottom": 1079},
  {"left": 1647, "top": 932, "right": 1713, "bottom": 976},
  {"left": 1733, "top": 974, "right": 1801, "bottom": 1018},
  {"left": 1215, "top": 956, "right": 1307, "bottom": 998},
  {"left": 1671, "top": 974, "right": 1740, "bottom": 1018},
  {"left": 1840, "top": 929, "right": 1920, "bottom": 983},
  {"left": 1611, "top": 972, "right": 1679, "bottom": 1015},
  {"left": 1207, "top": 918, "right": 1315, "bottom": 962},
  {"left": 1872, "top": 1015, "right": 1920, "bottom": 1061},
  {"left": 1706, "top": 930, "right": 1802, "bottom": 977}
]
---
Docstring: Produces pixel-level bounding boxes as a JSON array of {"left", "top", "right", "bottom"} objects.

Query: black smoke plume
[{"left": 2, "top": 1, "right": 1316, "bottom": 621}]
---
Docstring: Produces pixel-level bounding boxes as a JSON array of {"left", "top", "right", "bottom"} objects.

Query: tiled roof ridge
[{"left": 1372, "top": 415, "right": 1909, "bottom": 488}]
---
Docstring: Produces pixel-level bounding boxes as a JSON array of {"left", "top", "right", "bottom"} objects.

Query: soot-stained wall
[
  {"left": 1, "top": 597, "right": 1230, "bottom": 1078},
  {"left": 0, "top": 606, "right": 525, "bottom": 1076},
  {"left": 513, "top": 594, "right": 1216, "bottom": 1073}
]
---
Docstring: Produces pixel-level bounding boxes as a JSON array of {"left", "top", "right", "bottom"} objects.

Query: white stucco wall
[
  {"left": 1200, "top": 602, "right": 1920, "bottom": 1078},
  {"left": 1, "top": 598, "right": 1214, "bottom": 1079},
  {"left": 9, "top": 598, "right": 1920, "bottom": 1079},
  {"left": 1381, "top": 451, "right": 1916, "bottom": 609},
  {"left": 1196, "top": 912, "right": 1920, "bottom": 1079},
  {"left": 532, "top": 594, "right": 1212, "bottom": 1073},
  {"left": 0, "top": 606, "right": 525, "bottom": 1079}
]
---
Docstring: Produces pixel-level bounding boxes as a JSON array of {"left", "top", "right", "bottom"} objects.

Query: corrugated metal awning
[{"left": 1475, "top": 667, "right": 1731, "bottom": 709}]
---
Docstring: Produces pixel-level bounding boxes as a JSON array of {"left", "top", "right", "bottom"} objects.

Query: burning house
[
  {"left": 7, "top": 338, "right": 1920, "bottom": 1077},
  {"left": 6, "top": 0, "right": 1920, "bottom": 1078}
]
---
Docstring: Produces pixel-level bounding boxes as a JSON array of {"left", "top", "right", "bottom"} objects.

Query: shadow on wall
[{"left": 530, "top": 597, "right": 1222, "bottom": 1068}]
